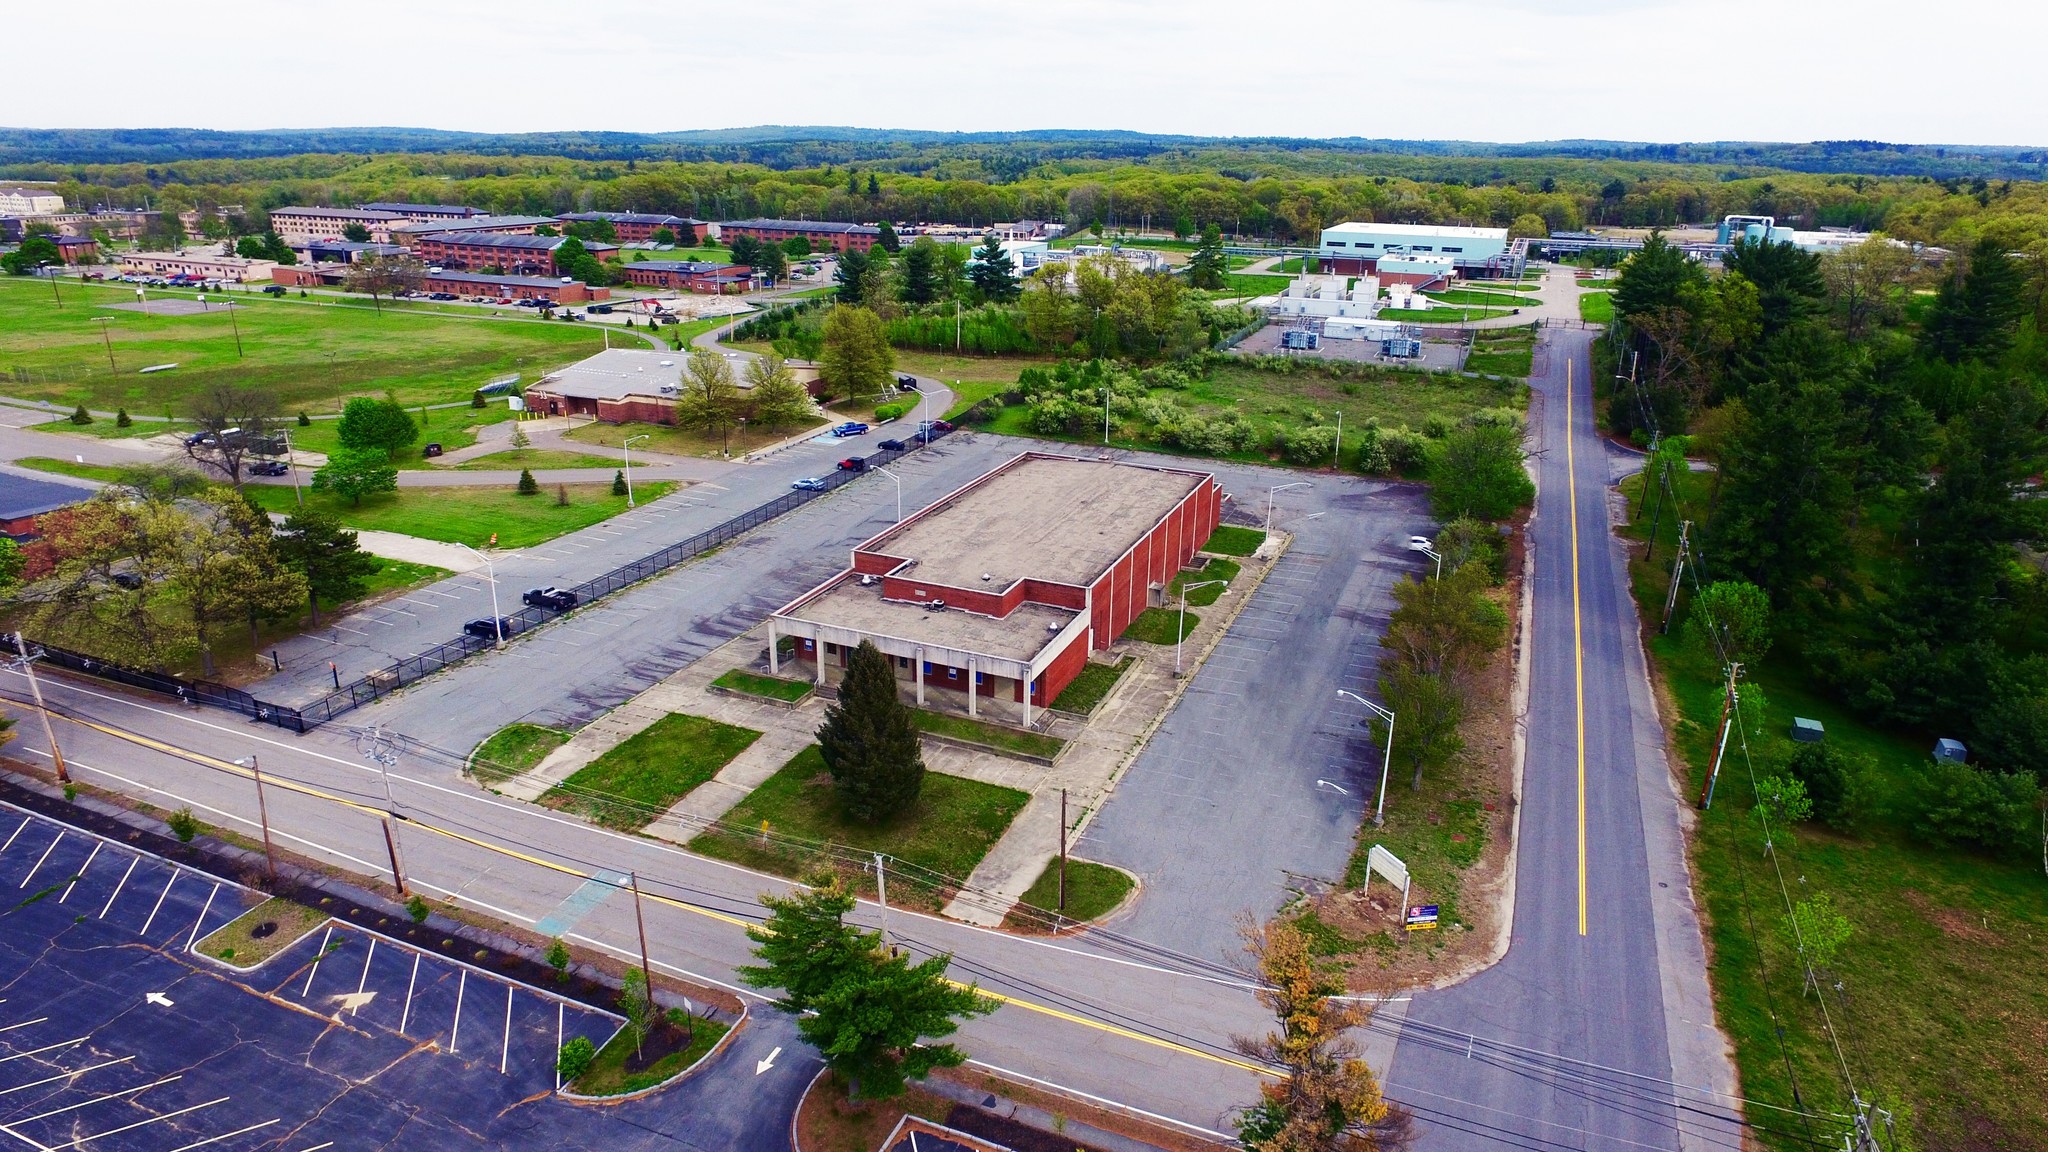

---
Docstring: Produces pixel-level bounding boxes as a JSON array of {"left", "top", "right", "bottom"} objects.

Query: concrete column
[
  {"left": 967, "top": 657, "right": 978, "bottom": 719},
  {"left": 1022, "top": 674, "right": 1032, "bottom": 728},
  {"left": 766, "top": 620, "right": 779, "bottom": 676},
  {"left": 915, "top": 648, "right": 925, "bottom": 706},
  {"left": 814, "top": 642, "right": 826, "bottom": 687}
]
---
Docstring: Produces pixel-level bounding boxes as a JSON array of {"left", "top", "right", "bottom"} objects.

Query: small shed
[
  {"left": 1790, "top": 717, "right": 1825, "bottom": 744},
  {"left": 1932, "top": 738, "right": 1968, "bottom": 764}
]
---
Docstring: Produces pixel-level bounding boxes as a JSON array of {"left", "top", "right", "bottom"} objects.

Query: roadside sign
[
  {"left": 1364, "top": 845, "right": 1411, "bottom": 913},
  {"left": 1405, "top": 904, "right": 1440, "bottom": 931}
]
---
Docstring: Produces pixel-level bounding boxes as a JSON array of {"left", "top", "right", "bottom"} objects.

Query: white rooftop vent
[
  {"left": 980, "top": 573, "right": 992, "bottom": 582},
  {"left": 658, "top": 360, "right": 674, "bottom": 367}
]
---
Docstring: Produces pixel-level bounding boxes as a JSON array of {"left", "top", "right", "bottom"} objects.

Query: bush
[
  {"left": 1429, "top": 422, "right": 1533, "bottom": 521},
  {"left": 516, "top": 469, "right": 540, "bottom": 496},
  {"left": 556, "top": 1036, "right": 596, "bottom": 1082},
  {"left": 874, "top": 402, "right": 908, "bottom": 422},
  {"left": 1785, "top": 742, "right": 1868, "bottom": 831},
  {"left": 1280, "top": 423, "right": 1339, "bottom": 465},
  {"left": 546, "top": 936, "right": 571, "bottom": 980},
  {"left": 1906, "top": 758, "right": 2041, "bottom": 860},
  {"left": 611, "top": 470, "right": 628, "bottom": 496},
  {"left": 472, "top": 390, "right": 487, "bottom": 409},
  {"left": 405, "top": 894, "right": 430, "bottom": 923},
  {"left": 167, "top": 807, "right": 200, "bottom": 843},
  {"left": 1382, "top": 426, "right": 1431, "bottom": 473},
  {"left": 297, "top": 411, "right": 311, "bottom": 426},
  {"left": 1354, "top": 421, "right": 1392, "bottom": 474},
  {"left": 115, "top": 408, "right": 132, "bottom": 427},
  {"left": 1436, "top": 518, "right": 1506, "bottom": 582},
  {"left": 68, "top": 404, "right": 91, "bottom": 425},
  {"left": 959, "top": 399, "right": 1002, "bottom": 426}
]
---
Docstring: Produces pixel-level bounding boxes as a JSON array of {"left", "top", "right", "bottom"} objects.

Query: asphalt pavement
[{"left": 1383, "top": 330, "right": 1739, "bottom": 1151}]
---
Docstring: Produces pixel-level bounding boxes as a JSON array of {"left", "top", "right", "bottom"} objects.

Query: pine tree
[
  {"left": 516, "top": 468, "right": 540, "bottom": 496},
  {"left": 816, "top": 640, "right": 925, "bottom": 822},
  {"left": 1187, "top": 224, "right": 1227, "bottom": 290},
  {"left": 612, "top": 470, "right": 628, "bottom": 496},
  {"left": 68, "top": 404, "right": 91, "bottom": 425},
  {"left": 968, "top": 235, "right": 1018, "bottom": 301}
]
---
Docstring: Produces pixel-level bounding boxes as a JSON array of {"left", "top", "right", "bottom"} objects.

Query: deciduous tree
[
  {"left": 336, "top": 396, "right": 418, "bottom": 459},
  {"left": 676, "top": 348, "right": 745, "bottom": 452},
  {"left": 1428, "top": 422, "right": 1532, "bottom": 521},
  {"left": 184, "top": 383, "right": 280, "bottom": 488},
  {"left": 343, "top": 255, "right": 425, "bottom": 313},
  {"left": 311, "top": 448, "right": 398, "bottom": 506},
  {"left": 819, "top": 305, "right": 894, "bottom": 399},
  {"left": 745, "top": 353, "right": 813, "bottom": 431}
]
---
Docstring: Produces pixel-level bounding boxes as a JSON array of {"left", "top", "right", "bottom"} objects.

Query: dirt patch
[
  {"left": 1901, "top": 890, "right": 2006, "bottom": 948},
  {"left": 794, "top": 1073, "right": 957, "bottom": 1152}
]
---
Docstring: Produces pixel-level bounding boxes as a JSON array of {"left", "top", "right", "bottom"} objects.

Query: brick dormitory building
[
  {"left": 718, "top": 218, "right": 881, "bottom": 254},
  {"left": 769, "top": 453, "right": 1226, "bottom": 725},
  {"left": 556, "top": 212, "right": 712, "bottom": 245},
  {"left": 621, "top": 260, "right": 752, "bottom": 294},
  {"left": 410, "top": 231, "right": 619, "bottom": 277}
]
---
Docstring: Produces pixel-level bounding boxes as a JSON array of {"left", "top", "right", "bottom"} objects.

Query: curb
[{"left": 557, "top": 1001, "right": 750, "bottom": 1104}]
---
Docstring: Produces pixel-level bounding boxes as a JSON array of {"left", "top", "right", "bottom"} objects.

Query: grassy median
[{"left": 542, "top": 714, "right": 762, "bottom": 830}]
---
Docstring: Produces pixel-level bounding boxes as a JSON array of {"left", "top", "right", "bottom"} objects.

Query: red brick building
[
  {"left": 50, "top": 235, "right": 98, "bottom": 264},
  {"left": 771, "top": 453, "right": 1226, "bottom": 724},
  {"left": 556, "top": 212, "right": 710, "bottom": 245},
  {"left": 719, "top": 218, "right": 881, "bottom": 254},
  {"left": 421, "top": 271, "right": 609, "bottom": 303},
  {"left": 621, "top": 260, "right": 752, "bottom": 294},
  {"left": 411, "top": 232, "right": 619, "bottom": 277}
]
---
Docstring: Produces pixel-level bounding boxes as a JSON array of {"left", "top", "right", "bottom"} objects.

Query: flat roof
[
  {"left": 424, "top": 270, "right": 583, "bottom": 290},
  {"left": 785, "top": 577, "right": 1078, "bottom": 664},
  {"left": 413, "top": 231, "right": 618, "bottom": 252},
  {"left": 531, "top": 347, "right": 692, "bottom": 400},
  {"left": 863, "top": 454, "right": 1205, "bottom": 591},
  {"left": 1323, "top": 221, "right": 1509, "bottom": 240},
  {"left": 558, "top": 212, "right": 708, "bottom": 226},
  {"left": 272, "top": 206, "right": 405, "bottom": 221},
  {"left": 628, "top": 260, "right": 742, "bottom": 274},
  {"left": 392, "top": 216, "right": 562, "bottom": 236},
  {"left": 0, "top": 470, "right": 98, "bottom": 520},
  {"left": 722, "top": 218, "right": 879, "bottom": 235},
  {"left": 360, "top": 202, "right": 479, "bottom": 214}
]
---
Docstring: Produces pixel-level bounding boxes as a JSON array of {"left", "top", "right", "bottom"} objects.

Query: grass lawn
[
  {"left": 711, "top": 668, "right": 814, "bottom": 702},
  {"left": 1380, "top": 304, "right": 1518, "bottom": 323},
  {"left": 1428, "top": 289, "right": 1534, "bottom": 309},
  {"left": 242, "top": 481, "right": 674, "bottom": 549},
  {"left": 1219, "top": 272, "right": 1291, "bottom": 296},
  {"left": 1008, "top": 859, "right": 1135, "bottom": 925},
  {"left": 1464, "top": 327, "right": 1537, "bottom": 378},
  {"left": 569, "top": 1018, "right": 729, "bottom": 1096},
  {"left": 1463, "top": 281, "right": 1542, "bottom": 293},
  {"left": 1202, "top": 525, "right": 1266, "bottom": 556},
  {"left": 1124, "top": 607, "right": 1197, "bottom": 645},
  {"left": 195, "top": 897, "right": 329, "bottom": 967},
  {"left": 541, "top": 713, "right": 762, "bottom": 830},
  {"left": 564, "top": 417, "right": 823, "bottom": 459},
  {"left": 1171, "top": 557, "right": 1240, "bottom": 605},
  {"left": 454, "top": 448, "right": 626, "bottom": 471},
  {"left": 913, "top": 710, "right": 1065, "bottom": 761},
  {"left": 0, "top": 277, "right": 606, "bottom": 413},
  {"left": 13, "top": 456, "right": 124, "bottom": 483},
  {"left": 689, "top": 745, "right": 1029, "bottom": 907},
  {"left": 469, "top": 722, "right": 573, "bottom": 785},
  {"left": 1619, "top": 469, "right": 2048, "bottom": 1151},
  {"left": 1579, "top": 290, "right": 1616, "bottom": 324},
  {"left": 1049, "top": 657, "right": 1133, "bottom": 714}
]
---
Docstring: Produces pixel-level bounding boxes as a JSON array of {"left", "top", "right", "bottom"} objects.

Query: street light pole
[
  {"left": 11, "top": 634, "right": 69, "bottom": 784},
  {"left": 1338, "top": 689, "right": 1396, "bottom": 827},
  {"left": 622, "top": 433, "right": 648, "bottom": 507},
  {"left": 1101, "top": 386, "right": 1111, "bottom": 444},
  {"left": 282, "top": 429, "right": 303, "bottom": 507},
  {"left": 91, "top": 316, "right": 116, "bottom": 371},
  {"left": 1175, "top": 580, "right": 1228, "bottom": 676},
  {"left": 874, "top": 465, "right": 903, "bottom": 523},
  {"left": 39, "top": 262, "right": 60, "bottom": 307},
  {"left": 233, "top": 755, "right": 279, "bottom": 879},
  {"left": 454, "top": 543, "right": 505, "bottom": 647},
  {"left": 224, "top": 299, "right": 243, "bottom": 358},
  {"left": 1265, "top": 481, "right": 1312, "bottom": 531}
]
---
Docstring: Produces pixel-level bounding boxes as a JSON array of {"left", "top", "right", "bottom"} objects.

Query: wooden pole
[
  {"left": 629, "top": 872, "right": 656, "bottom": 998},
  {"left": 1058, "top": 789, "right": 1068, "bottom": 914}
]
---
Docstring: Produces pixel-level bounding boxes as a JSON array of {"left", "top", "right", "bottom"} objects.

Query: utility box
[
  {"left": 1790, "top": 717, "right": 1825, "bottom": 743},
  {"left": 1932, "top": 738, "right": 1968, "bottom": 764}
]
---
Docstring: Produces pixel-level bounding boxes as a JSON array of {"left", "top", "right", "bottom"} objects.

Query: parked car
[
  {"left": 897, "top": 375, "right": 919, "bottom": 392},
  {"left": 111, "top": 572, "right": 145, "bottom": 590},
  {"left": 791, "top": 477, "right": 828, "bottom": 491},
  {"left": 878, "top": 438, "right": 906, "bottom": 451},
  {"left": 421, "top": 443, "right": 443, "bottom": 458},
  {"left": 588, "top": 303, "right": 613, "bottom": 314},
  {"left": 248, "top": 459, "right": 289, "bottom": 476},
  {"left": 522, "top": 587, "right": 577, "bottom": 611},
  {"left": 916, "top": 419, "right": 955, "bottom": 434},
  {"left": 263, "top": 284, "right": 287, "bottom": 296},
  {"left": 837, "top": 457, "right": 867, "bottom": 473},
  {"left": 464, "top": 617, "right": 516, "bottom": 641},
  {"left": 831, "top": 422, "right": 869, "bottom": 437}
]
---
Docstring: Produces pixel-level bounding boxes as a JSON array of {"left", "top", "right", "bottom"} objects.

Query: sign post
[
  {"left": 1363, "top": 844, "right": 1411, "bottom": 915},
  {"left": 1405, "top": 904, "right": 1440, "bottom": 931}
]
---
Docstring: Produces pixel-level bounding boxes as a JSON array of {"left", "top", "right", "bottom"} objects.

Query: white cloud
[{"left": 6, "top": 0, "right": 2044, "bottom": 145}]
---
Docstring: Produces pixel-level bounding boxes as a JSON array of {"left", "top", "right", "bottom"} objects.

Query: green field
[
  {"left": 1048, "top": 657, "right": 1133, "bottom": 715},
  {"left": 469, "top": 722, "right": 573, "bottom": 785},
  {"left": 243, "top": 481, "right": 674, "bottom": 549},
  {"left": 1009, "top": 859, "right": 1135, "bottom": 924},
  {"left": 1620, "top": 469, "right": 2048, "bottom": 1151},
  {"left": 541, "top": 713, "right": 763, "bottom": 830},
  {"left": 1579, "top": 290, "right": 1616, "bottom": 323},
  {"left": 1124, "top": 607, "right": 1197, "bottom": 645},
  {"left": 564, "top": 415, "right": 824, "bottom": 459},
  {"left": 568, "top": 1017, "right": 730, "bottom": 1097},
  {"left": 1202, "top": 525, "right": 1267, "bottom": 556},
  {"left": 913, "top": 710, "right": 1064, "bottom": 761},
  {"left": 454, "top": 448, "right": 625, "bottom": 471},
  {"left": 1170, "top": 557, "right": 1240, "bottom": 605},
  {"left": 688, "top": 745, "right": 1030, "bottom": 909},
  {"left": 1464, "top": 327, "right": 1538, "bottom": 378},
  {"left": 0, "top": 278, "right": 607, "bottom": 413},
  {"left": 711, "top": 669, "right": 814, "bottom": 702}
]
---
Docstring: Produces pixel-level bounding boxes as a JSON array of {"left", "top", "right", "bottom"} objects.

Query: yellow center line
[
  {"left": 43, "top": 705, "right": 1279, "bottom": 1077},
  {"left": 1567, "top": 358, "right": 1588, "bottom": 937}
]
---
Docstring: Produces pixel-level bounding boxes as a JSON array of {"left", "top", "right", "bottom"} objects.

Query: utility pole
[
  {"left": 11, "top": 635, "right": 69, "bottom": 784},
  {"left": 1661, "top": 521, "right": 1691, "bottom": 634},
  {"left": 874, "top": 852, "right": 893, "bottom": 952},
  {"left": 1057, "top": 788, "right": 1068, "bottom": 916},
  {"left": 235, "top": 755, "right": 278, "bottom": 880},
  {"left": 368, "top": 734, "right": 408, "bottom": 897},
  {"left": 628, "top": 872, "right": 655, "bottom": 998},
  {"left": 1698, "top": 662, "right": 1741, "bottom": 810}
]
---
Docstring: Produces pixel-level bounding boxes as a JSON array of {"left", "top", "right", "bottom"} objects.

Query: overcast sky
[{"left": 9, "top": 0, "right": 2043, "bottom": 146}]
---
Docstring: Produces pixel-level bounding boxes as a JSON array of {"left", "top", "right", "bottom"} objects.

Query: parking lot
[{"left": 0, "top": 804, "right": 631, "bottom": 1151}]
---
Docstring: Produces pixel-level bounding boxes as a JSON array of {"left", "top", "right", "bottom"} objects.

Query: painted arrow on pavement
[
  {"left": 755, "top": 1046, "right": 782, "bottom": 1075},
  {"left": 145, "top": 992, "right": 174, "bottom": 1007}
]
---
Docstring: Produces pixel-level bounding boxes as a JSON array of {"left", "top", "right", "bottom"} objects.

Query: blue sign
[{"left": 1404, "top": 904, "right": 1440, "bottom": 931}]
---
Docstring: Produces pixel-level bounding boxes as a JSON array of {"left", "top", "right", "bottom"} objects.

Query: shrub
[
  {"left": 1906, "top": 759, "right": 2041, "bottom": 860},
  {"left": 1354, "top": 420, "right": 1392, "bottom": 474},
  {"left": 516, "top": 469, "right": 540, "bottom": 496},
  {"left": 471, "top": 390, "right": 487, "bottom": 409},
  {"left": 960, "top": 399, "right": 1002, "bottom": 425},
  {"left": 68, "top": 404, "right": 91, "bottom": 425},
  {"left": 1280, "top": 423, "right": 1339, "bottom": 465},
  {"left": 874, "top": 402, "right": 908, "bottom": 422},
  {"left": 405, "top": 894, "right": 430, "bottom": 923},
  {"left": 1382, "top": 426, "right": 1431, "bottom": 473},
  {"left": 556, "top": 1036, "right": 596, "bottom": 1082},
  {"left": 546, "top": 936, "right": 571, "bottom": 980},
  {"left": 115, "top": 408, "right": 132, "bottom": 427},
  {"left": 1422, "top": 415, "right": 1451, "bottom": 439},
  {"left": 612, "top": 470, "right": 628, "bottom": 496},
  {"left": 297, "top": 411, "right": 311, "bottom": 426},
  {"left": 1436, "top": 518, "right": 1506, "bottom": 582},
  {"left": 555, "top": 483, "right": 570, "bottom": 506},
  {"left": 1786, "top": 742, "right": 1869, "bottom": 831},
  {"left": 167, "top": 807, "right": 200, "bottom": 843},
  {"left": 1429, "top": 422, "right": 1533, "bottom": 521}
]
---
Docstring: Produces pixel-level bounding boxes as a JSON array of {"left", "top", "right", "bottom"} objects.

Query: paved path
[{"left": 1384, "top": 329, "right": 1738, "bottom": 1151}]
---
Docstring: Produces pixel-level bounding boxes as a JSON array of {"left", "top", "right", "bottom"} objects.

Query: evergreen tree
[
  {"left": 897, "top": 237, "right": 944, "bottom": 305},
  {"left": 816, "top": 640, "right": 925, "bottom": 822},
  {"left": 275, "top": 510, "right": 380, "bottom": 625},
  {"left": 968, "top": 235, "right": 1018, "bottom": 301},
  {"left": 740, "top": 879, "right": 995, "bottom": 1101},
  {"left": 1612, "top": 232, "right": 1705, "bottom": 323},
  {"left": 1721, "top": 237, "right": 1825, "bottom": 338},
  {"left": 727, "top": 234, "right": 762, "bottom": 269},
  {"left": 875, "top": 221, "right": 900, "bottom": 252},
  {"left": 1922, "top": 237, "right": 2027, "bottom": 363},
  {"left": 1186, "top": 224, "right": 1227, "bottom": 291},
  {"left": 516, "top": 468, "right": 540, "bottom": 495},
  {"left": 834, "top": 249, "right": 874, "bottom": 302},
  {"left": 611, "top": 470, "right": 628, "bottom": 496}
]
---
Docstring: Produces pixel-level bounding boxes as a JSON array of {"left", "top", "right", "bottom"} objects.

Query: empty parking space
[{"left": 0, "top": 805, "right": 643, "bottom": 1151}]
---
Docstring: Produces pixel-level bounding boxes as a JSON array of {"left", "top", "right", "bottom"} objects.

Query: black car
[
  {"left": 522, "top": 587, "right": 577, "bottom": 611},
  {"left": 878, "top": 438, "right": 907, "bottom": 451},
  {"left": 897, "top": 376, "right": 919, "bottom": 393},
  {"left": 463, "top": 617, "right": 516, "bottom": 641},
  {"left": 248, "top": 459, "right": 289, "bottom": 476}
]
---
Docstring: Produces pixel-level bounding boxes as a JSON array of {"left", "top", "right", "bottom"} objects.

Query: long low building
[
  {"left": 719, "top": 218, "right": 880, "bottom": 254},
  {"left": 1318, "top": 221, "right": 1512, "bottom": 278},
  {"left": 770, "top": 452, "right": 1226, "bottom": 724},
  {"left": 556, "top": 212, "right": 713, "bottom": 245},
  {"left": 620, "top": 260, "right": 752, "bottom": 294},
  {"left": 421, "top": 270, "right": 609, "bottom": 303},
  {"left": 269, "top": 206, "right": 407, "bottom": 244},
  {"left": 118, "top": 252, "right": 276, "bottom": 282},
  {"left": 411, "top": 231, "right": 618, "bottom": 277}
]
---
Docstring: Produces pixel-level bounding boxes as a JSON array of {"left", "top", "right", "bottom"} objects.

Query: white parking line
[
  {"left": 0, "top": 1057, "right": 134, "bottom": 1098},
  {"left": 18, "top": 831, "right": 61, "bottom": 888},
  {"left": 450, "top": 971, "right": 467, "bottom": 1054},
  {"left": 53, "top": 1095, "right": 228, "bottom": 1149},
  {"left": 0, "top": 1037, "right": 87, "bottom": 1064},
  {"left": 301, "top": 927, "right": 334, "bottom": 997},
  {"left": 98, "top": 858, "right": 137, "bottom": 920},
  {"left": 11, "top": 1074, "right": 183, "bottom": 1124},
  {"left": 0, "top": 1018, "right": 48, "bottom": 1034},
  {"left": 399, "top": 953, "right": 420, "bottom": 1034},
  {"left": 184, "top": 884, "right": 220, "bottom": 950},
  {"left": 0, "top": 817, "right": 27, "bottom": 857},
  {"left": 353, "top": 939, "right": 377, "bottom": 1010},
  {"left": 499, "top": 985, "right": 513, "bottom": 1074},
  {"left": 137, "top": 871, "right": 178, "bottom": 938},
  {"left": 162, "top": 1120, "right": 281, "bottom": 1152},
  {"left": 58, "top": 843, "right": 99, "bottom": 904}
]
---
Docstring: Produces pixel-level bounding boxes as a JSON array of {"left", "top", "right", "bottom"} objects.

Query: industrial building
[
  {"left": 524, "top": 347, "right": 699, "bottom": 423},
  {"left": 410, "top": 231, "right": 618, "bottom": 276},
  {"left": 770, "top": 452, "right": 1226, "bottom": 724},
  {"left": 556, "top": 212, "right": 712, "bottom": 245},
  {"left": 1317, "top": 221, "right": 1512, "bottom": 278},
  {"left": 621, "top": 260, "right": 753, "bottom": 294},
  {"left": 719, "top": 219, "right": 881, "bottom": 254},
  {"left": 1715, "top": 215, "right": 1879, "bottom": 254}
]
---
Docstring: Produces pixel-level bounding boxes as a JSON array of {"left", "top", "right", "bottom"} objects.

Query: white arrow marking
[
  {"left": 333, "top": 992, "right": 376, "bottom": 1015},
  {"left": 1315, "top": 780, "right": 1350, "bottom": 795},
  {"left": 145, "top": 992, "right": 174, "bottom": 1007},
  {"left": 755, "top": 1046, "right": 782, "bottom": 1075}
]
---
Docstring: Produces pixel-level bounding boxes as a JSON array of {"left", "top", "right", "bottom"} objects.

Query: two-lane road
[{"left": 1386, "top": 329, "right": 1738, "bottom": 1151}]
